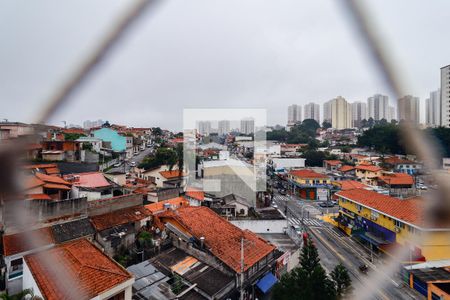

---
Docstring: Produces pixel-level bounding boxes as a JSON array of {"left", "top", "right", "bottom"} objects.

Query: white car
[{"left": 130, "top": 161, "right": 136, "bottom": 167}]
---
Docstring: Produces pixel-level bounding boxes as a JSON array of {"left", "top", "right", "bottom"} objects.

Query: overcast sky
[{"left": 1, "top": 0, "right": 449, "bottom": 130}]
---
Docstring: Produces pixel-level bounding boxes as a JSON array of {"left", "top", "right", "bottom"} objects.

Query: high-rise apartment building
[
  {"left": 398, "top": 95, "right": 420, "bottom": 125},
  {"left": 426, "top": 89, "right": 441, "bottom": 127},
  {"left": 240, "top": 118, "right": 255, "bottom": 135},
  {"left": 388, "top": 106, "right": 396, "bottom": 122},
  {"left": 83, "top": 119, "right": 104, "bottom": 129},
  {"left": 198, "top": 121, "right": 212, "bottom": 136},
  {"left": 441, "top": 65, "right": 450, "bottom": 127},
  {"left": 287, "top": 104, "right": 302, "bottom": 126},
  {"left": 304, "top": 102, "right": 320, "bottom": 124},
  {"left": 218, "top": 120, "right": 230, "bottom": 136},
  {"left": 351, "top": 102, "right": 367, "bottom": 128},
  {"left": 368, "top": 94, "right": 389, "bottom": 121},
  {"left": 323, "top": 101, "right": 332, "bottom": 124},
  {"left": 329, "top": 96, "right": 352, "bottom": 129}
]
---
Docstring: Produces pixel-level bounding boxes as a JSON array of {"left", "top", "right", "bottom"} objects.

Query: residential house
[
  {"left": 92, "top": 126, "right": 134, "bottom": 158},
  {"left": 23, "top": 164, "right": 60, "bottom": 176},
  {"left": 90, "top": 206, "right": 152, "bottom": 257},
  {"left": 42, "top": 140, "right": 81, "bottom": 162},
  {"left": 0, "top": 122, "right": 34, "bottom": 138},
  {"left": 383, "top": 156, "right": 423, "bottom": 175},
  {"left": 355, "top": 164, "right": 382, "bottom": 185},
  {"left": 323, "top": 160, "right": 343, "bottom": 172},
  {"left": 288, "top": 169, "right": 331, "bottom": 200},
  {"left": 338, "top": 165, "right": 356, "bottom": 178},
  {"left": 335, "top": 188, "right": 450, "bottom": 262},
  {"left": 159, "top": 170, "right": 188, "bottom": 190},
  {"left": 184, "top": 187, "right": 205, "bottom": 206},
  {"left": 210, "top": 194, "right": 251, "bottom": 217},
  {"left": 64, "top": 172, "right": 120, "bottom": 201},
  {"left": 22, "top": 239, "right": 134, "bottom": 300},
  {"left": 157, "top": 206, "right": 279, "bottom": 298},
  {"left": 377, "top": 172, "right": 415, "bottom": 198},
  {"left": 144, "top": 197, "right": 189, "bottom": 215},
  {"left": 24, "top": 173, "right": 72, "bottom": 201},
  {"left": 2, "top": 227, "right": 56, "bottom": 295},
  {"left": 402, "top": 262, "right": 450, "bottom": 299}
]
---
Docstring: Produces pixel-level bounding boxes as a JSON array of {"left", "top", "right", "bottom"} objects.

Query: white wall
[
  {"left": 230, "top": 219, "right": 287, "bottom": 233},
  {"left": 22, "top": 260, "right": 44, "bottom": 299},
  {"left": 272, "top": 158, "right": 306, "bottom": 170}
]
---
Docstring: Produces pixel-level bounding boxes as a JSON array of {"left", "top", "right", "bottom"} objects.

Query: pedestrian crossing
[{"left": 288, "top": 217, "right": 323, "bottom": 227}]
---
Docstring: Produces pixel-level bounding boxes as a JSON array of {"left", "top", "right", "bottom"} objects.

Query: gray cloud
[{"left": 1, "top": 0, "right": 449, "bottom": 130}]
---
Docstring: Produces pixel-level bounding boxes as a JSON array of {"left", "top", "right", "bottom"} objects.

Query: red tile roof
[
  {"left": 338, "top": 165, "right": 355, "bottom": 172},
  {"left": 25, "top": 176, "right": 45, "bottom": 190},
  {"left": 64, "top": 172, "right": 111, "bottom": 188},
  {"left": 384, "top": 156, "right": 415, "bottom": 165},
  {"left": 159, "top": 170, "right": 187, "bottom": 179},
  {"left": 35, "top": 173, "right": 71, "bottom": 185},
  {"left": 335, "top": 180, "right": 368, "bottom": 190},
  {"left": 336, "top": 188, "right": 425, "bottom": 226},
  {"left": 24, "top": 239, "right": 132, "bottom": 300},
  {"left": 145, "top": 197, "right": 189, "bottom": 215},
  {"left": 160, "top": 206, "right": 275, "bottom": 272},
  {"left": 90, "top": 206, "right": 151, "bottom": 231},
  {"left": 355, "top": 165, "right": 381, "bottom": 172},
  {"left": 289, "top": 169, "right": 329, "bottom": 179},
  {"left": 3, "top": 227, "right": 55, "bottom": 256},
  {"left": 185, "top": 187, "right": 205, "bottom": 201},
  {"left": 26, "top": 194, "right": 52, "bottom": 200},
  {"left": 43, "top": 183, "right": 72, "bottom": 190},
  {"left": 324, "top": 160, "right": 342, "bottom": 166},
  {"left": 378, "top": 173, "right": 414, "bottom": 185},
  {"left": 23, "top": 164, "right": 58, "bottom": 170}
]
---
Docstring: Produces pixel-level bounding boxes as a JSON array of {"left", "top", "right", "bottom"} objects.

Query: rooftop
[
  {"left": 160, "top": 206, "right": 275, "bottom": 273},
  {"left": 355, "top": 165, "right": 381, "bottom": 172},
  {"left": 289, "top": 169, "right": 329, "bottom": 179},
  {"left": 64, "top": 172, "right": 111, "bottom": 188},
  {"left": 379, "top": 173, "right": 414, "bottom": 185},
  {"left": 338, "top": 165, "right": 355, "bottom": 172},
  {"left": 25, "top": 239, "right": 132, "bottom": 300},
  {"left": 334, "top": 180, "right": 368, "bottom": 190},
  {"left": 159, "top": 170, "right": 188, "bottom": 179},
  {"left": 51, "top": 218, "right": 95, "bottom": 244},
  {"left": 3, "top": 227, "right": 55, "bottom": 256},
  {"left": 324, "top": 160, "right": 342, "bottom": 166},
  {"left": 145, "top": 197, "right": 189, "bottom": 215},
  {"left": 336, "top": 188, "right": 425, "bottom": 227},
  {"left": 90, "top": 205, "right": 151, "bottom": 231},
  {"left": 185, "top": 187, "right": 205, "bottom": 201}
]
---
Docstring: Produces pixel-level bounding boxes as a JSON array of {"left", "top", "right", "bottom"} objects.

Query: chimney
[{"left": 200, "top": 236, "right": 205, "bottom": 249}]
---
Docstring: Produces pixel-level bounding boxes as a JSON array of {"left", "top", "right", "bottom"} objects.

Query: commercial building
[
  {"left": 441, "top": 65, "right": 450, "bottom": 127},
  {"left": 368, "top": 94, "right": 390, "bottom": 121},
  {"left": 426, "top": 89, "right": 441, "bottom": 127},
  {"left": 287, "top": 104, "right": 302, "bottom": 127},
  {"left": 197, "top": 120, "right": 212, "bottom": 136},
  {"left": 351, "top": 101, "right": 367, "bottom": 127},
  {"left": 288, "top": 169, "right": 331, "bottom": 200},
  {"left": 398, "top": 95, "right": 420, "bottom": 125},
  {"left": 335, "top": 188, "right": 450, "bottom": 262},
  {"left": 303, "top": 102, "right": 320, "bottom": 124}
]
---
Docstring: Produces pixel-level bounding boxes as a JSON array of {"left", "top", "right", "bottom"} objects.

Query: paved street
[
  {"left": 272, "top": 192, "right": 422, "bottom": 300},
  {"left": 108, "top": 147, "right": 153, "bottom": 173}
]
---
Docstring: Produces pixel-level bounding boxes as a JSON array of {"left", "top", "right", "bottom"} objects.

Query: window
[
  {"left": 9, "top": 258, "right": 23, "bottom": 280},
  {"left": 394, "top": 220, "right": 405, "bottom": 228},
  {"left": 356, "top": 204, "right": 363, "bottom": 211}
]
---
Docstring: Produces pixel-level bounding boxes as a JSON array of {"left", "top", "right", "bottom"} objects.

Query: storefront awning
[
  {"left": 256, "top": 272, "right": 278, "bottom": 294},
  {"left": 339, "top": 210, "right": 355, "bottom": 219}
]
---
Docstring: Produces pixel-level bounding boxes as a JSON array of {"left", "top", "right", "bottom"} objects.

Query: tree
[
  {"left": 137, "top": 231, "right": 154, "bottom": 249},
  {"left": 152, "top": 127, "right": 163, "bottom": 136},
  {"left": 139, "top": 147, "right": 177, "bottom": 170},
  {"left": 322, "top": 121, "right": 332, "bottom": 129},
  {"left": 272, "top": 238, "right": 337, "bottom": 300},
  {"left": 331, "top": 263, "right": 352, "bottom": 298},
  {"left": 64, "top": 133, "right": 85, "bottom": 140},
  {"left": 301, "top": 150, "right": 326, "bottom": 167},
  {"left": 175, "top": 143, "right": 184, "bottom": 177}
]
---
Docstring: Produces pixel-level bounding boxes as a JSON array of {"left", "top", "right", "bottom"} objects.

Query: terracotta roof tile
[
  {"left": 379, "top": 173, "right": 414, "bottom": 185},
  {"left": 64, "top": 172, "right": 110, "bottom": 188},
  {"left": 324, "top": 160, "right": 342, "bottom": 166},
  {"left": 160, "top": 206, "right": 275, "bottom": 272},
  {"left": 35, "top": 173, "right": 71, "bottom": 185},
  {"left": 144, "top": 197, "right": 189, "bottom": 215},
  {"left": 26, "top": 194, "right": 52, "bottom": 200},
  {"left": 338, "top": 165, "right": 355, "bottom": 172},
  {"left": 3, "top": 227, "right": 55, "bottom": 256},
  {"left": 24, "top": 176, "right": 45, "bottom": 190},
  {"left": 355, "top": 165, "right": 381, "bottom": 172},
  {"left": 336, "top": 188, "right": 425, "bottom": 227},
  {"left": 43, "top": 183, "right": 72, "bottom": 190},
  {"left": 289, "top": 169, "right": 329, "bottom": 179},
  {"left": 384, "top": 156, "right": 416, "bottom": 165},
  {"left": 335, "top": 180, "right": 367, "bottom": 190},
  {"left": 24, "top": 239, "right": 132, "bottom": 300},
  {"left": 185, "top": 188, "right": 205, "bottom": 201},
  {"left": 159, "top": 170, "right": 187, "bottom": 179},
  {"left": 90, "top": 206, "right": 151, "bottom": 231}
]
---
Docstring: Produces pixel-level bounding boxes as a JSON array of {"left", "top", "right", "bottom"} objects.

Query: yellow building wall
[
  {"left": 338, "top": 198, "right": 450, "bottom": 261},
  {"left": 290, "top": 176, "right": 331, "bottom": 185}
]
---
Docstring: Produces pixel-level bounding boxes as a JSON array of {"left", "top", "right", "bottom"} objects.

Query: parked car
[
  {"left": 416, "top": 184, "right": 428, "bottom": 190},
  {"left": 279, "top": 189, "right": 287, "bottom": 195},
  {"left": 271, "top": 202, "right": 278, "bottom": 208},
  {"left": 130, "top": 161, "right": 136, "bottom": 167},
  {"left": 113, "top": 162, "right": 122, "bottom": 168},
  {"left": 291, "top": 224, "right": 302, "bottom": 234},
  {"left": 319, "top": 201, "right": 334, "bottom": 208}
]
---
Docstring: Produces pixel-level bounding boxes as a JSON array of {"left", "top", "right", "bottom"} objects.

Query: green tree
[
  {"left": 1, "top": 288, "right": 43, "bottom": 300},
  {"left": 322, "top": 121, "right": 332, "bottom": 129},
  {"left": 139, "top": 147, "right": 177, "bottom": 170},
  {"left": 301, "top": 150, "right": 326, "bottom": 167},
  {"left": 175, "top": 143, "right": 184, "bottom": 177},
  {"left": 64, "top": 133, "right": 85, "bottom": 140},
  {"left": 331, "top": 263, "right": 352, "bottom": 298},
  {"left": 272, "top": 238, "right": 337, "bottom": 300},
  {"left": 137, "top": 231, "right": 154, "bottom": 249}
]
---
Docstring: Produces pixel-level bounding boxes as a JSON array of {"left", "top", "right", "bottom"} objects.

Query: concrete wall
[
  {"left": 230, "top": 219, "right": 287, "bottom": 233},
  {"left": 21, "top": 260, "right": 44, "bottom": 299},
  {"left": 88, "top": 194, "right": 143, "bottom": 216}
]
